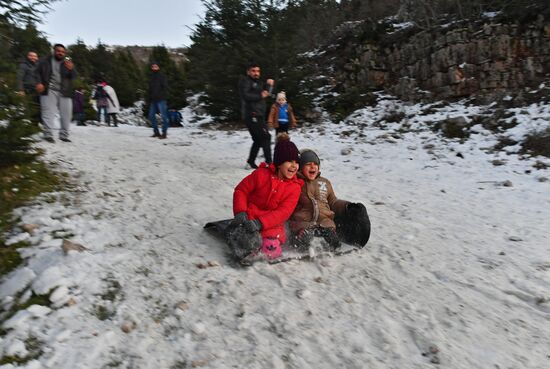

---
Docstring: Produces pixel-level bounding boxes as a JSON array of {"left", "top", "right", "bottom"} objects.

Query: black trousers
[
  {"left": 245, "top": 114, "right": 272, "bottom": 164},
  {"left": 106, "top": 113, "right": 118, "bottom": 126}
]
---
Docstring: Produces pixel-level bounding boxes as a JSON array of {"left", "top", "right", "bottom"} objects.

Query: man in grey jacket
[{"left": 35, "top": 44, "right": 76, "bottom": 142}]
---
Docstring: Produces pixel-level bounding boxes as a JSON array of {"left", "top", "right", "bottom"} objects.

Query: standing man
[
  {"left": 35, "top": 44, "right": 76, "bottom": 142},
  {"left": 16, "top": 51, "right": 40, "bottom": 124},
  {"left": 238, "top": 63, "right": 274, "bottom": 169},
  {"left": 147, "top": 62, "right": 169, "bottom": 139},
  {"left": 16, "top": 51, "right": 39, "bottom": 95}
]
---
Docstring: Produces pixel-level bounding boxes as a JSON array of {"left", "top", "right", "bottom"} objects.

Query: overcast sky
[{"left": 38, "top": 0, "right": 206, "bottom": 48}]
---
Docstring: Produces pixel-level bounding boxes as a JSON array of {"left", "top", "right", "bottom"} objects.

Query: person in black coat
[
  {"left": 238, "top": 63, "right": 274, "bottom": 168},
  {"left": 147, "top": 62, "right": 170, "bottom": 139}
]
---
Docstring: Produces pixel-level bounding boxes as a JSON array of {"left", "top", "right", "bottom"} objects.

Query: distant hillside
[{"left": 109, "top": 45, "right": 188, "bottom": 66}]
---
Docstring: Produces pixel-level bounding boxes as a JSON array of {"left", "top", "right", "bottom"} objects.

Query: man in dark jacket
[
  {"left": 16, "top": 51, "right": 41, "bottom": 124},
  {"left": 16, "top": 51, "right": 38, "bottom": 94},
  {"left": 147, "top": 62, "right": 169, "bottom": 139},
  {"left": 238, "top": 63, "right": 274, "bottom": 168},
  {"left": 35, "top": 44, "right": 76, "bottom": 142}
]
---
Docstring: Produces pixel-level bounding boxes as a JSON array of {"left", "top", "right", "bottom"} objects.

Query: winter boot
[
  {"left": 260, "top": 238, "right": 282, "bottom": 259},
  {"left": 246, "top": 160, "right": 258, "bottom": 169}
]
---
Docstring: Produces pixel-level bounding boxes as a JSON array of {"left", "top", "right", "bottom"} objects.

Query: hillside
[
  {"left": 0, "top": 93, "right": 548, "bottom": 368},
  {"left": 110, "top": 45, "right": 188, "bottom": 66}
]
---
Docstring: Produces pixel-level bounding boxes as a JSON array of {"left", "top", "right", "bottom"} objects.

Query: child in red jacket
[{"left": 227, "top": 133, "right": 303, "bottom": 261}]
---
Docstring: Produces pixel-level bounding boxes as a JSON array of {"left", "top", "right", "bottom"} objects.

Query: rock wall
[{"left": 329, "top": 15, "right": 550, "bottom": 100}]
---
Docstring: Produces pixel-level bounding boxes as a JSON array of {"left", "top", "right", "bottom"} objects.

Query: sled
[{"left": 203, "top": 205, "right": 370, "bottom": 266}]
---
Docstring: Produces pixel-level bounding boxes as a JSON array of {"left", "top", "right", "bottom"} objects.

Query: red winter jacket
[{"left": 233, "top": 163, "right": 303, "bottom": 243}]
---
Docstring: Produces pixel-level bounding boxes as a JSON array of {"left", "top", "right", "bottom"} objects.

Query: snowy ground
[{"left": 1, "top": 98, "right": 550, "bottom": 369}]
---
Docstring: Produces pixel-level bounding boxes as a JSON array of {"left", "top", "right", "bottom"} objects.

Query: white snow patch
[{"left": 0, "top": 98, "right": 548, "bottom": 368}]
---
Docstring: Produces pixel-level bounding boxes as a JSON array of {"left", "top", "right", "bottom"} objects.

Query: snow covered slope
[{"left": 1, "top": 97, "right": 549, "bottom": 369}]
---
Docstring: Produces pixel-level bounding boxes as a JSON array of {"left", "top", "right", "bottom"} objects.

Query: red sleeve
[
  {"left": 233, "top": 170, "right": 258, "bottom": 215},
  {"left": 258, "top": 181, "right": 301, "bottom": 230}
]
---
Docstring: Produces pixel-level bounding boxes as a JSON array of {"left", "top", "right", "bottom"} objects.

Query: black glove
[
  {"left": 293, "top": 228, "right": 315, "bottom": 250},
  {"left": 317, "top": 227, "right": 341, "bottom": 249},
  {"left": 244, "top": 219, "right": 262, "bottom": 233},
  {"left": 232, "top": 212, "right": 248, "bottom": 226}
]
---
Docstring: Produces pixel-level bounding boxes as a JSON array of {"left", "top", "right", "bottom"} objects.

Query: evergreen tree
[
  {"left": 186, "top": 0, "right": 275, "bottom": 121},
  {"left": 68, "top": 39, "right": 93, "bottom": 81},
  {"left": 89, "top": 41, "right": 114, "bottom": 82},
  {"left": 10, "top": 22, "right": 50, "bottom": 59},
  {"left": 0, "top": 0, "right": 59, "bottom": 26},
  {"left": 110, "top": 50, "right": 144, "bottom": 107},
  {"left": 147, "top": 46, "right": 187, "bottom": 109},
  {"left": 0, "top": 70, "right": 40, "bottom": 167}
]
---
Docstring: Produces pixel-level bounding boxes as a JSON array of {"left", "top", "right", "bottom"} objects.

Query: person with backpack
[{"left": 92, "top": 82, "right": 109, "bottom": 123}]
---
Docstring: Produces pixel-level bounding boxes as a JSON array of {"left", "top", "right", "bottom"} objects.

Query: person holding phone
[{"left": 35, "top": 43, "right": 77, "bottom": 142}]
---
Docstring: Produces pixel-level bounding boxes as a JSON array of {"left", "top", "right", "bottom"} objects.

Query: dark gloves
[
  {"left": 293, "top": 228, "right": 315, "bottom": 250},
  {"left": 321, "top": 228, "right": 341, "bottom": 249},
  {"left": 233, "top": 212, "right": 248, "bottom": 225},
  {"left": 244, "top": 219, "right": 262, "bottom": 233},
  {"left": 231, "top": 212, "right": 261, "bottom": 233},
  {"left": 292, "top": 227, "right": 340, "bottom": 251}
]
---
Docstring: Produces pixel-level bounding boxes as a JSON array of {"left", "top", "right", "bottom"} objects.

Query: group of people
[
  {"left": 16, "top": 45, "right": 181, "bottom": 142},
  {"left": 90, "top": 82, "right": 120, "bottom": 126},
  {"left": 16, "top": 44, "right": 77, "bottom": 142},
  {"left": 228, "top": 63, "right": 369, "bottom": 261},
  {"left": 17, "top": 48, "right": 365, "bottom": 261},
  {"left": 228, "top": 133, "right": 368, "bottom": 261},
  {"left": 16, "top": 44, "right": 120, "bottom": 141}
]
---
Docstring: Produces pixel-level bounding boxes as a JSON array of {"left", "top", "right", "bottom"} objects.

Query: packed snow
[{"left": 1, "top": 96, "right": 549, "bottom": 369}]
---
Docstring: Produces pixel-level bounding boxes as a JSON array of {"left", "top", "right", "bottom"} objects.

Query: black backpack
[{"left": 93, "top": 85, "right": 107, "bottom": 99}]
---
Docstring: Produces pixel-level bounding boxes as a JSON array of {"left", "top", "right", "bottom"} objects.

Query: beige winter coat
[
  {"left": 290, "top": 173, "right": 348, "bottom": 232},
  {"left": 104, "top": 85, "right": 120, "bottom": 114}
]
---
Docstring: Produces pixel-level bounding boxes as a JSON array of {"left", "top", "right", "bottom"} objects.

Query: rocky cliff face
[{"left": 312, "top": 13, "right": 549, "bottom": 102}]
